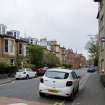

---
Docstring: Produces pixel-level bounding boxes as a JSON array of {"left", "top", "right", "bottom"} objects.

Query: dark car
[
  {"left": 87, "top": 67, "right": 96, "bottom": 73},
  {"left": 32, "top": 67, "right": 48, "bottom": 76}
]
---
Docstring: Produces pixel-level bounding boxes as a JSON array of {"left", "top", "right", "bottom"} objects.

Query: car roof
[
  {"left": 47, "top": 68, "right": 73, "bottom": 73},
  {"left": 19, "top": 68, "right": 31, "bottom": 71}
]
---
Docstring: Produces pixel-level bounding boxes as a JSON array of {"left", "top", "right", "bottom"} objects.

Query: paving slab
[{"left": 0, "top": 97, "right": 51, "bottom": 105}]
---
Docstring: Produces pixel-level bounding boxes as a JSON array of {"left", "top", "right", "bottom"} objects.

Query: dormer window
[{"left": 94, "top": 0, "right": 101, "bottom": 2}]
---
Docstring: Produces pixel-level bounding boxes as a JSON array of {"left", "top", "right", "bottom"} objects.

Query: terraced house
[
  {"left": 0, "top": 25, "right": 27, "bottom": 66},
  {"left": 94, "top": 0, "right": 105, "bottom": 74}
]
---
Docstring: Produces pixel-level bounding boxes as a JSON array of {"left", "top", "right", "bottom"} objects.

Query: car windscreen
[{"left": 45, "top": 71, "right": 69, "bottom": 79}]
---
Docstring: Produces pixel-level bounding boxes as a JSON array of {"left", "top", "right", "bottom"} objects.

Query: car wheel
[
  {"left": 26, "top": 75, "right": 29, "bottom": 79},
  {"left": 35, "top": 74, "right": 37, "bottom": 78},
  {"left": 70, "top": 89, "right": 75, "bottom": 101},
  {"left": 76, "top": 85, "right": 79, "bottom": 93},
  {"left": 39, "top": 92, "right": 45, "bottom": 97}
]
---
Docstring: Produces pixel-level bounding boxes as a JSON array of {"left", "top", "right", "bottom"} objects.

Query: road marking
[
  {"left": 72, "top": 102, "right": 81, "bottom": 105},
  {"left": 8, "top": 103, "right": 28, "bottom": 105},
  {"left": 53, "top": 101, "right": 65, "bottom": 105},
  {"left": 76, "top": 102, "right": 80, "bottom": 105},
  {"left": 11, "top": 81, "right": 15, "bottom": 83},
  {"left": 0, "top": 81, "right": 15, "bottom": 87}
]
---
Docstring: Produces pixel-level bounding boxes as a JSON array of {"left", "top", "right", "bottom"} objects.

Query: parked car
[
  {"left": 39, "top": 68, "right": 79, "bottom": 100},
  {"left": 87, "top": 66, "right": 96, "bottom": 73},
  {"left": 15, "top": 68, "right": 37, "bottom": 79},
  {"left": 34, "top": 67, "right": 48, "bottom": 76}
]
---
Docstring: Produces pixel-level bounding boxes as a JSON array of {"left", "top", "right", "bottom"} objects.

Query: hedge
[
  {"left": 62, "top": 64, "right": 73, "bottom": 69},
  {"left": 0, "top": 63, "right": 17, "bottom": 74}
]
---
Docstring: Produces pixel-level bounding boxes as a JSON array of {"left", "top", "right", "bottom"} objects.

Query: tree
[
  {"left": 43, "top": 50, "right": 60, "bottom": 68},
  {"left": 27, "top": 45, "right": 44, "bottom": 68},
  {"left": 62, "top": 64, "right": 73, "bottom": 69},
  {"left": 85, "top": 38, "right": 98, "bottom": 66}
]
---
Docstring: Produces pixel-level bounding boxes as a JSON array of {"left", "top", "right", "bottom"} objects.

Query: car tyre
[
  {"left": 39, "top": 92, "right": 45, "bottom": 97},
  {"left": 35, "top": 74, "right": 37, "bottom": 78},
  {"left": 77, "top": 85, "right": 79, "bottom": 93},
  {"left": 70, "top": 89, "right": 75, "bottom": 101},
  {"left": 26, "top": 75, "right": 29, "bottom": 79}
]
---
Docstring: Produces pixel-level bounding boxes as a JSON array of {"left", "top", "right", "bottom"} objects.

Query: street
[{"left": 0, "top": 69, "right": 105, "bottom": 105}]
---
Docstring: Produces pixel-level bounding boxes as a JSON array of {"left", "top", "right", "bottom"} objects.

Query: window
[
  {"left": 2, "top": 27, "right": 5, "bottom": 34},
  {"left": 101, "top": 42, "right": 105, "bottom": 51},
  {"left": 100, "top": 0, "right": 103, "bottom": 10},
  {"left": 19, "top": 43, "right": 22, "bottom": 54},
  {"left": 71, "top": 72, "right": 77, "bottom": 79},
  {"left": 18, "top": 69, "right": 24, "bottom": 72},
  {"left": 23, "top": 45, "right": 26, "bottom": 56},
  {"left": 9, "top": 40, "right": 14, "bottom": 53},
  {"left": 45, "top": 71, "right": 69, "bottom": 79},
  {"left": 101, "top": 59, "right": 104, "bottom": 72},
  {"left": 10, "top": 59, "right": 15, "bottom": 65},
  {"left": 5, "top": 39, "right": 8, "bottom": 52},
  {"left": 102, "top": 42, "right": 104, "bottom": 49},
  {"left": 13, "top": 32, "right": 17, "bottom": 38}
]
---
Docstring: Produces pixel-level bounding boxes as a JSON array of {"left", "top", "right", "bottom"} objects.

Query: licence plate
[{"left": 48, "top": 89, "right": 59, "bottom": 93}]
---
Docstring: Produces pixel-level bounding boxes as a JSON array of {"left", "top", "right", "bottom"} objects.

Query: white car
[
  {"left": 15, "top": 68, "right": 37, "bottom": 79},
  {"left": 39, "top": 68, "right": 79, "bottom": 100}
]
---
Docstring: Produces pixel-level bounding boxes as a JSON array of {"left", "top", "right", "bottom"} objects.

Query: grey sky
[{"left": 0, "top": 0, "right": 98, "bottom": 57}]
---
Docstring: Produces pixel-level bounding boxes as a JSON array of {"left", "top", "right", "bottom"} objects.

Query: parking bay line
[
  {"left": 53, "top": 101, "right": 65, "bottom": 105},
  {"left": 0, "top": 81, "right": 15, "bottom": 87}
]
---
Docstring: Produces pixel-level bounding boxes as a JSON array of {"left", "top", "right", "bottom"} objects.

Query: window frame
[{"left": 71, "top": 72, "right": 78, "bottom": 79}]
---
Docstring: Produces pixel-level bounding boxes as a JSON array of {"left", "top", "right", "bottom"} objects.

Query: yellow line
[{"left": 53, "top": 101, "right": 65, "bottom": 105}]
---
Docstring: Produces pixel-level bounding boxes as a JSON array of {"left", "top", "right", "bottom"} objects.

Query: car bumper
[
  {"left": 39, "top": 84, "right": 73, "bottom": 97},
  {"left": 15, "top": 75, "right": 26, "bottom": 79}
]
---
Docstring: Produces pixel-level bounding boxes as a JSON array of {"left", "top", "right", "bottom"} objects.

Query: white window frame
[{"left": 4, "top": 38, "right": 15, "bottom": 55}]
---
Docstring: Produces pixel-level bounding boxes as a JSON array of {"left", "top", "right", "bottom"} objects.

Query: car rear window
[
  {"left": 45, "top": 71, "right": 69, "bottom": 79},
  {"left": 18, "top": 69, "right": 24, "bottom": 72},
  {"left": 18, "top": 68, "right": 31, "bottom": 72}
]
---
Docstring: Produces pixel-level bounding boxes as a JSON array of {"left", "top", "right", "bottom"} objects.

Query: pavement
[
  {"left": 0, "top": 97, "right": 50, "bottom": 105},
  {"left": 72, "top": 73, "right": 105, "bottom": 105},
  {"left": 0, "top": 78, "right": 15, "bottom": 85}
]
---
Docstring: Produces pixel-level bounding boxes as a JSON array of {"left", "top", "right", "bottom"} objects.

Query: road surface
[{"left": 0, "top": 69, "right": 105, "bottom": 105}]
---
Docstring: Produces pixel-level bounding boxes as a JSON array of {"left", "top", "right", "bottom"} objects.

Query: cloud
[{"left": 0, "top": 0, "right": 98, "bottom": 56}]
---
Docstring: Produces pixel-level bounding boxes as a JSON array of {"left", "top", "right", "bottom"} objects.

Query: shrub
[
  {"left": 62, "top": 64, "right": 73, "bottom": 69},
  {"left": 100, "top": 74, "right": 105, "bottom": 87},
  {"left": 6, "top": 66, "right": 18, "bottom": 74},
  {"left": 0, "top": 62, "right": 8, "bottom": 74},
  {"left": 0, "top": 62, "right": 17, "bottom": 74}
]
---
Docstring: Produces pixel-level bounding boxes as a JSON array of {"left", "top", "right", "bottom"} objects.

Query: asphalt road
[{"left": 0, "top": 69, "right": 105, "bottom": 105}]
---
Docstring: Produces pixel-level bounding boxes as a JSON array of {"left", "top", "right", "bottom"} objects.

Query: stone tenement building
[
  {"left": 94, "top": 0, "right": 105, "bottom": 74},
  {"left": 0, "top": 24, "right": 27, "bottom": 66}
]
